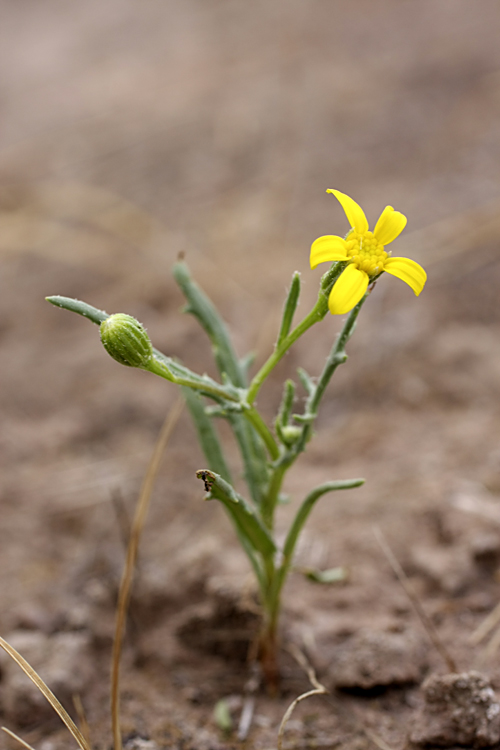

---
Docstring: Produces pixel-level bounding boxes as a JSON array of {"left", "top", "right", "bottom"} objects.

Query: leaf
[
  {"left": 182, "top": 388, "right": 232, "bottom": 483},
  {"left": 174, "top": 262, "right": 269, "bottom": 505},
  {"left": 301, "top": 566, "right": 348, "bottom": 584},
  {"left": 46, "top": 295, "right": 108, "bottom": 324},
  {"left": 173, "top": 262, "right": 245, "bottom": 387},
  {"left": 196, "top": 470, "right": 276, "bottom": 558},
  {"left": 277, "top": 271, "right": 301, "bottom": 345},
  {"left": 283, "top": 479, "right": 365, "bottom": 564},
  {"left": 214, "top": 699, "right": 233, "bottom": 733}
]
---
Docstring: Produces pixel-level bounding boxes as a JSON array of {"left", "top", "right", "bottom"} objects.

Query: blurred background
[{"left": 1, "top": 0, "right": 500, "bottom": 741}]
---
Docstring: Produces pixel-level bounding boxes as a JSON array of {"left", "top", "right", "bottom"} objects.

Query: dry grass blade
[
  {"left": 481, "top": 623, "right": 500, "bottom": 662},
  {"left": 373, "top": 527, "right": 456, "bottom": 673},
  {"left": 363, "top": 727, "right": 397, "bottom": 750},
  {"left": 2, "top": 727, "right": 38, "bottom": 750},
  {"left": 111, "top": 398, "right": 184, "bottom": 750},
  {"left": 73, "top": 694, "right": 91, "bottom": 749},
  {"left": 470, "top": 600, "right": 500, "bottom": 646},
  {"left": 277, "top": 645, "right": 328, "bottom": 750},
  {"left": 0, "top": 637, "right": 90, "bottom": 750}
]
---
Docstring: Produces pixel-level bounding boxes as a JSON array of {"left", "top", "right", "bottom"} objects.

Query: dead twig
[
  {"left": 111, "top": 398, "right": 184, "bottom": 750},
  {"left": 373, "top": 526, "right": 456, "bottom": 673},
  {"left": 277, "top": 644, "right": 329, "bottom": 750}
]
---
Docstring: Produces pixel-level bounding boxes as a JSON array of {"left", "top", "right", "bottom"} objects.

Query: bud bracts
[{"left": 100, "top": 314, "right": 153, "bottom": 368}]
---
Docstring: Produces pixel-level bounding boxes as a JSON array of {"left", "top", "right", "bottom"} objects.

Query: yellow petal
[
  {"left": 327, "top": 189, "right": 369, "bottom": 234},
  {"left": 384, "top": 257, "right": 427, "bottom": 295},
  {"left": 328, "top": 264, "right": 369, "bottom": 315},
  {"left": 310, "top": 235, "right": 348, "bottom": 269},
  {"left": 373, "top": 206, "right": 407, "bottom": 245}
]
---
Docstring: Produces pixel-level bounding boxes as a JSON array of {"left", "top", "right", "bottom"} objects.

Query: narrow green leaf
[
  {"left": 283, "top": 479, "right": 364, "bottom": 563},
  {"left": 214, "top": 699, "right": 233, "bottom": 733},
  {"left": 173, "top": 262, "right": 245, "bottom": 387},
  {"left": 182, "top": 388, "right": 232, "bottom": 483},
  {"left": 297, "top": 368, "right": 315, "bottom": 396},
  {"left": 46, "top": 295, "right": 109, "bottom": 324},
  {"left": 277, "top": 272, "right": 301, "bottom": 346},
  {"left": 301, "top": 566, "right": 348, "bottom": 584},
  {"left": 228, "top": 414, "right": 269, "bottom": 506},
  {"left": 239, "top": 351, "right": 256, "bottom": 381},
  {"left": 196, "top": 470, "right": 276, "bottom": 557},
  {"left": 277, "top": 379, "right": 296, "bottom": 426},
  {"left": 174, "top": 263, "right": 271, "bottom": 504}
]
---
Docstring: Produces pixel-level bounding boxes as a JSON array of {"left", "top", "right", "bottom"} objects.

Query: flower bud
[
  {"left": 280, "top": 425, "right": 302, "bottom": 445},
  {"left": 100, "top": 314, "right": 153, "bottom": 368}
]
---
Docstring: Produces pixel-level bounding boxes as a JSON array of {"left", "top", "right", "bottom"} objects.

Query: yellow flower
[{"left": 311, "top": 189, "right": 427, "bottom": 315}]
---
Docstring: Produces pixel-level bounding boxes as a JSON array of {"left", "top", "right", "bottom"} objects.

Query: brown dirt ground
[{"left": 2, "top": 1, "right": 500, "bottom": 748}]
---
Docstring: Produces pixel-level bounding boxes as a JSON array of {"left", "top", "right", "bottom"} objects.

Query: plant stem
[
  {"left": 258, "top": 617, "right": 280, "bottom": 694},
  {"left": 243, "top": 406, "right": 280, "bottom": 461},
  {"left": 307, "top": 298, "right": 364, "bottom": 416},
  {"left": 246, "top": 262, "right": 345, "bottom": 406},
  {"left": 247, "top": 298, "right": 326, "bottom": 406},
  {"left": 261, "top": 463, "right": 287, "bottom": 529},
  {"left": 148, "top": 355, "right": 239, "bottom": 404}
]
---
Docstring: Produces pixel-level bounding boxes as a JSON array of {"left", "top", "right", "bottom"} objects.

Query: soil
[{"left": 2, "top": 2, "right": 500, "bottom": 749}]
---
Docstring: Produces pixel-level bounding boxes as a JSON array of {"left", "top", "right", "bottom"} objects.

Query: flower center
[{"left": 345, "top": 231, "right": 388, "bottom": 276}]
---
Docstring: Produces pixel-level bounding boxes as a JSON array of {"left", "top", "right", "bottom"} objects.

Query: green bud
[
  {"left": 280, "top": 425, "right": 302, "bottom": 445},
  {"left": 100, "top": 313, "right": 153, "bottom": 368}
]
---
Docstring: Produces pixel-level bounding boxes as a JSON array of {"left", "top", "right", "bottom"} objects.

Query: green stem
[
  {"left": 247, "top": 262, "right": 345, "bottom": 406},
  {"left": 268, "top": 478, "right": 365, "bottom": 623},
  {"left": 308, "top": 297, "right": 365, "bottom": 416},
  {"left": 243, "top": 406, "right": 280, "bottom": 461},
  {"left": 227, "top": 413, "right": 268, "bottom": 507},
  {"left": 261, "top": 463, "right": 287, "bottom": 529},
  {"left": 148, "top": 356, "right": 239, "bottom": 404},
  {"left": 293, "top": 294, "right": 368, "bottom": 458},
  {"left": 262, "top": 294, "right": 369, "bottom": 532},
  {"left": 247, "top": 298, "right": 326, "bottom": 405}
]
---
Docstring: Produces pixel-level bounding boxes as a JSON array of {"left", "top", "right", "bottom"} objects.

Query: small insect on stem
[{"left": 196, "top": 469, "right": 215, "bottom": 493}]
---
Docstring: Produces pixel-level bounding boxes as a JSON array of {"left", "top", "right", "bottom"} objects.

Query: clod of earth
[
  {"left": 328, "top": 628, "right": 427, "bottom": 691},
  {"left": 176, "top": 576, "right": 261, "bottom": 663},
  {"left": 410, "top": 544, "right": 474, "bottom": 596},
  {"left": 409, "top": 671, "right": 500, "bottom": 749}
]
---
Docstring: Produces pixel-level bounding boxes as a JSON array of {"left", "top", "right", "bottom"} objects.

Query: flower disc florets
[
  {"left": 345, "top": 230, "right": 389, "bottom": 276},
  {"left": 100, "top": 313, "right": 153, "bottom": 368}
]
